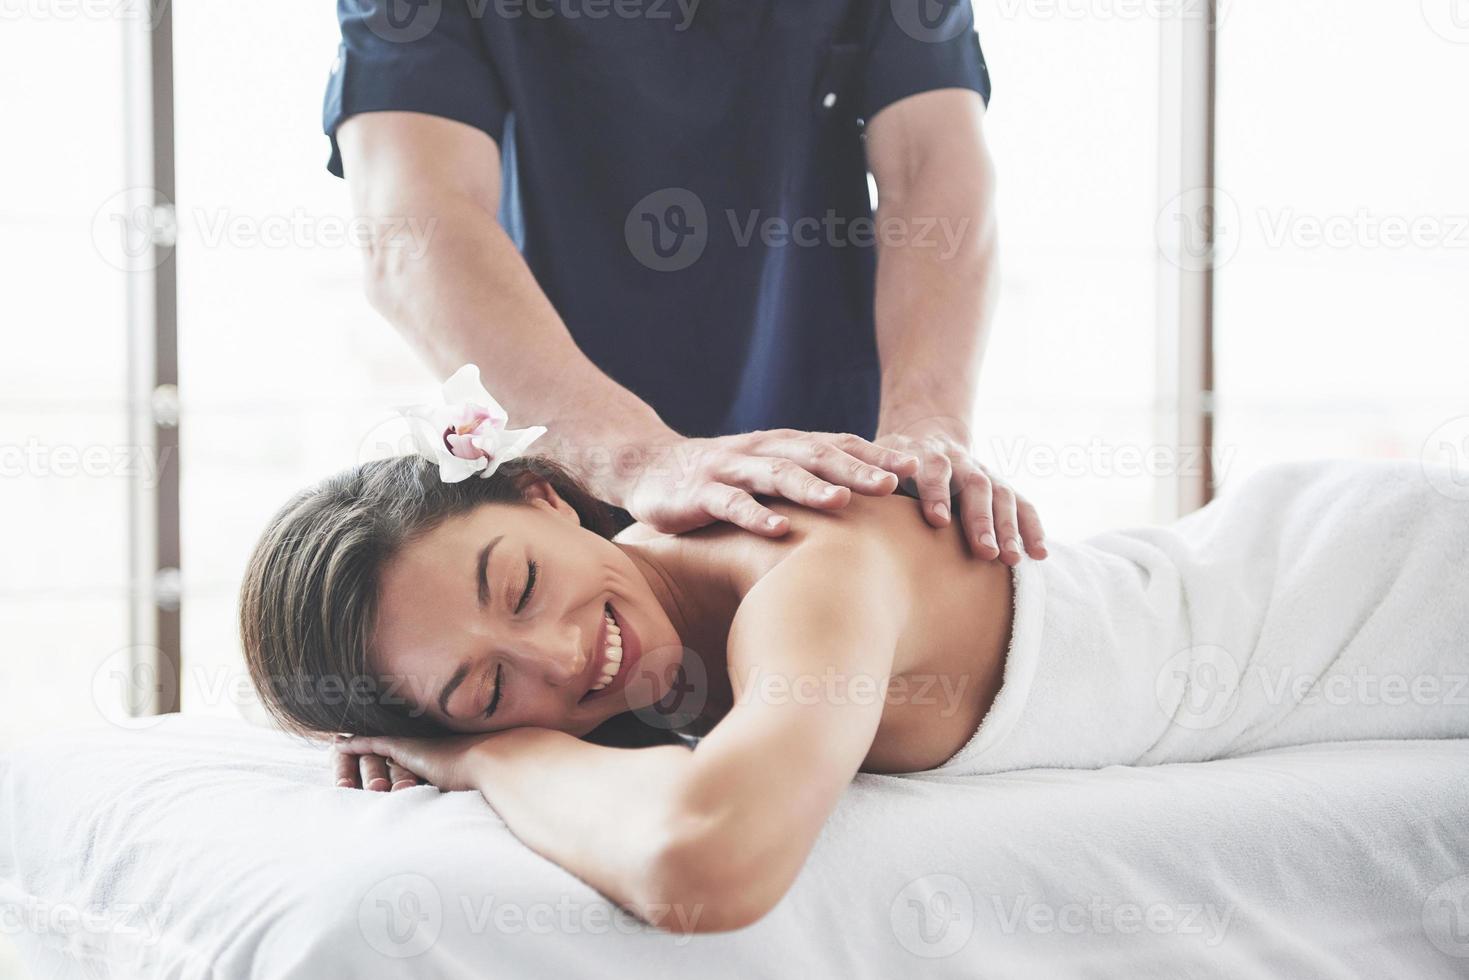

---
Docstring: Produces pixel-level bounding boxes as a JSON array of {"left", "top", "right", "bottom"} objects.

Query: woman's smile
[{"left": 579, "top": 601, "right": 644, "bottom": 704}]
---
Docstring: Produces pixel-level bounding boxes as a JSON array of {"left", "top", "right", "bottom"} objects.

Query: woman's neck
[{"left": 616, "top": 531, "right": 745, "bottom": 661}]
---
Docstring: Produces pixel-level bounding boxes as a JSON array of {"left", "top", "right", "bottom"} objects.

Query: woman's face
[{"left": 369, "top": 481, "right": 685, "bottom": 736}]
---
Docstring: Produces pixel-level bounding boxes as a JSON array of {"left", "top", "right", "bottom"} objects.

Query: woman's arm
[{"left": 340, "top": 533, "right": 910, "bottom": 934}]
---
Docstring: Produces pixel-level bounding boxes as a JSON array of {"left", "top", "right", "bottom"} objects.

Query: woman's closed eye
[
  {"left": 483, "top": 560, "right": 536, "bottom": 720},
  {"left": 483, "top": 663, "right": 504, "bottom": 719},
  {"left": 516, "top": 559, "right": 539, "bottom": 614}
]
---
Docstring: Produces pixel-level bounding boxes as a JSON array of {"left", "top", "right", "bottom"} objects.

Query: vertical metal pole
[
  {"left": 1155, "top": 0, "right": 1218, "bottom": 518},
  {"left": 151, "top": 3, "right": 182, "bottom": 714},
  {"left": 125, "top": 4, "right": 182, "bottom": 715}
]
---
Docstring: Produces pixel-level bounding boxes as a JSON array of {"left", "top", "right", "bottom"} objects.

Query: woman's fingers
[
  {"left": 386, "top": 759, "right": 419, "bottom": 791},
  {"left": 358, "top": 753, "right": 390, "bottom": 792},
  {"left": 336, "top": 733, "right": 374, "bottom": 754},
  {"left": 333, "top": 745, "right": 418, "bottom": 792},
  {"left": 332, "top": 748, "right": 359, "bottom": 789}
]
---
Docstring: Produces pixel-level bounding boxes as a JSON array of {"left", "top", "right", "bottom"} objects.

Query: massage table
[{"left": 3, "top": 715, "right": 1466, "bottom": 978}]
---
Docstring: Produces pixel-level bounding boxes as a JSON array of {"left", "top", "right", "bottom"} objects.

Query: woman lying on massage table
[{"left": 239, "top": 441, "right": 1469, "bottom": 935}]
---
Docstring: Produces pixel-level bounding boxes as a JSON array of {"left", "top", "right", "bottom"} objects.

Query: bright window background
[
  {"left": 0, "top": 15, "right": 132, "bottom": 978},
  {"left": 1213, "top": 0, "right": 1469, "bottom": 488},
  {"left": 169, "top": 2, "right": 436, "bottom": 723},
  {"left": 0, "top": 19, "right": 131, "bottom": 746},
  {"left": 969, "top": 2, "right": 1162, "bottom": 537}
]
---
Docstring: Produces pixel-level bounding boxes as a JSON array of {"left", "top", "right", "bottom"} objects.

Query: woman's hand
[{"left": 331, "top": 733, "right": 498, "bottom": 793}]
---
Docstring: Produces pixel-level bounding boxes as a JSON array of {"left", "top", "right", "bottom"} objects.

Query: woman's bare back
[{"left": 615, "top": 490, "right": 1014, "bottom": 773}]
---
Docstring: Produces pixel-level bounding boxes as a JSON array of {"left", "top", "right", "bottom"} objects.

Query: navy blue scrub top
[{"left": 324, "top": 0, "right": 990, "bottom": 440}]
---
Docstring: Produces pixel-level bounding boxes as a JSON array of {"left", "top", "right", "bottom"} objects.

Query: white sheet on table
[{"left": 2, "top": 716, "right": 1466, "bottom": 979}]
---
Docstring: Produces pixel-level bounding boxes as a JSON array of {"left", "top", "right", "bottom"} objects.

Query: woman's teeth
[{"left": 588, "top": 606, "right": 624, "bottom": 692}]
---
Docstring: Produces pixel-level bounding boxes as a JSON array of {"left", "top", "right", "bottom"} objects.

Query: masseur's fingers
[
  {"left": 751, "top": 433, "right": 919, "bottom": 501},
  {"left": 332, "top": 747, "right": 359, "bottom": 789},
  {"left": 911, "top": 439, "right": 955, "bottom": 529},
  {"left": 953, "top": 464, "right": 1001, "bottom": 560},
  {"left": 756, "top": 431, "right": 920, "bottom": 489},
  {"left": 990, "top": 480, "right": 1024, "bottom": 567},
  {"left": 1018, "top": 496, "right": 1048, "bottom": 560},
  {"left": 358, "top": 753, "right": 390, "bottom": 792},
  {"left": 697, "top": 483, "right": 788, "bottom": 537},
  {"left": 838, "top": 434, "right": 924, "bottom": 481},
  {"left": 716, "top": 454, "right": 853, "bottom": 510},
  {"left": 386, "top": 759, "right": 419, "bottom": 792}
]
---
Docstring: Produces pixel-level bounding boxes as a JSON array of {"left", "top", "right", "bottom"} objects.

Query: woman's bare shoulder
[
  {"left": 611, "top": 490, "right": 948, "bottom": 604},
  {"left": 763, "top": 490, "right": 945, "bottom": 557}
]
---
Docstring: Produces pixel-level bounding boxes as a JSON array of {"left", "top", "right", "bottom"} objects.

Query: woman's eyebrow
[
  {"left": 438, "top": 662, "right": 471, "bottom": 718},
  {"left": 476, "top": 534, "right": 505, "bottom": 608}
]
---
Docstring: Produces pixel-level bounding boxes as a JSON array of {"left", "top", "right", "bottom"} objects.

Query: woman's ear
[{"left": 515, "top": 474, "right": 580, "bottom": 523}]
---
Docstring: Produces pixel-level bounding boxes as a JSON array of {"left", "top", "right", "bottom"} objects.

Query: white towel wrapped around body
[{"left": 924, "top": 459, "right": 1469, "bottom": 778}]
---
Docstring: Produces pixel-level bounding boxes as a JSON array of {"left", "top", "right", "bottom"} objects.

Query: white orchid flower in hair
[{"left": 398, "top": 364, "right": 547, "bottom": 483}]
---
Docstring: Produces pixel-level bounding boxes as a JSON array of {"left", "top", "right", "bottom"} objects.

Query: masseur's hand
[
  {"left": 332, "top": 733, "right": 497, "bottom": 793},
  {"left": 875, "top": 418, "right": 1046, "bottom": 565},
  {"left": 621, "top": 429, "right": 921, "bottom": 537}
]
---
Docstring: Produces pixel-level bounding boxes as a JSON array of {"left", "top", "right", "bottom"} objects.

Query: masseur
[{"left": 323, "top": 0, "right": 1045, "bottom": 561}]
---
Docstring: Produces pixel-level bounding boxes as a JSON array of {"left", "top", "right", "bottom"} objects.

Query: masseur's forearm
[
  {"left": 363, "top": 185, "right": 673, "bottom": 503},
  {"left": 871, "top": 111, "right": 999, "bottom": 439}
]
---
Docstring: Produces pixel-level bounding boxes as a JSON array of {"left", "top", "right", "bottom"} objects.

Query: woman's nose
[{"left": 526, "top": 624, "right": 588, "bottom": 686}]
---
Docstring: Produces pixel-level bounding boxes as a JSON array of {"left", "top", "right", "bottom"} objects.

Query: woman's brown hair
[{"left": 239, "top": 454, "right": 677, "bottom": 749}]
